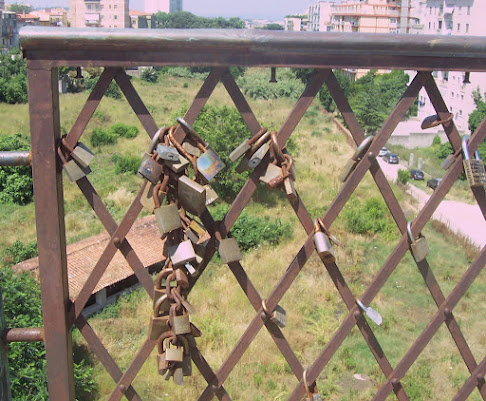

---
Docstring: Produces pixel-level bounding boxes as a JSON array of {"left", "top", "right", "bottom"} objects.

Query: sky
[{"left": 7, "top": 0, "right": 314, "bottom": 20}]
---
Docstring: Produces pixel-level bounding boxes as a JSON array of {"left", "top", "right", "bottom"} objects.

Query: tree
[
  {"left": 154, "top": 11, "right": 245, "bottom": 29},
  {"left": 261, "top": 24, "right": 284, "bottom": 30},
  {"left": 0, "top": 48, "right": 28, "bottom": 104},
  {"left": 7, "top": 3, "right": 32, "bottom": 13},
  {"left": 354, "top": 80, "right": 386, "bottom": 135}
]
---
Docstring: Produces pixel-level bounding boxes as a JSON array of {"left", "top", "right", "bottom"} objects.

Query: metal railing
[{"left": 6, "top": 26, "right": 486, "bottom": 400}]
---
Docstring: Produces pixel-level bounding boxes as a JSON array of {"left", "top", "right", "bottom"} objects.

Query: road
[{"left": 376, "top": 157, "right": 486, "bottom": 249}]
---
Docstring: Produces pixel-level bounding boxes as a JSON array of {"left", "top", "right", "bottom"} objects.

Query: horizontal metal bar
[
  {"left": 1, "top": 328, "right": 44, "bottom": 343},
  {"left": 0, "top": 152, "right": 32, "bottom": 167},
  {"left": 19, "top": 27, "right": 486, "bottom": 71}
]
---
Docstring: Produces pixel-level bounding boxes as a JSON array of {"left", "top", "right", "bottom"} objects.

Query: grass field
[{"left": 1, "top": 69, "right": 484, "bottom": 400}]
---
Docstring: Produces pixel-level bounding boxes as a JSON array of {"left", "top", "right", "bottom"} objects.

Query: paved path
[{"left": 377, "top": 158, "right": 486, "bottom": 248}]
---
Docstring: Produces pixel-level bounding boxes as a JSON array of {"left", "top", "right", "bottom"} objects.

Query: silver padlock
[
  {"left": 169, "top": 240, "right": 197, "bottom": 267},
  {"left": 218, "top": 238, "right": 243, "bottom": 264},
  {"left": 462, "top": 136, "right": 486, "bottom": 187},
  {"left": 71, "top": 142, "right": 94, "bottom": 169},
  {"left": 248, "top": 141, "right": 271, "bottom": 169},
  {"left": 156, "top": 143, "right": 180, "bottom": 162},
  {"left": 165, "top": 342, "right": 184, "bottom": 362},
  {"left": 58, "top": 148, "right": 91, "bottom": 182},
  {"left": 229, "top": 139, "right": 252, "bottom": 162},
  {"left": 407, "top": 221, "right": 429, "bottom": 262},
  {"left": 313, "top": 218, "right": 336, "bottom": 264},
  {"left": 178, "top": 175, "right": 207, "bottom": 216},
  {"left": 339, "top": 135, "right": 374, "bottom": 182}
]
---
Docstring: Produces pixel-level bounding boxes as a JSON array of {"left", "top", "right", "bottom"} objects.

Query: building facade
[
  {"left": 416, "top": 0, "right": 486, "bottom": 132},
  {"left": 1, "top": 11, "right": 18, "bottom": 52},
  {"left": 307, "top": 1, "right": 334, "bottom": 32},
  {"left": 284, "top": 16, "right": 306, "bottom": 31},
  {"left": 144, "top": 0, "right": 182, "bottom": 15},
  {"left": 70, "top": 0, "right": 130, "bottom": 28},
  {"left": 129, "top": 9, "right": 155, "bottom": 28}
]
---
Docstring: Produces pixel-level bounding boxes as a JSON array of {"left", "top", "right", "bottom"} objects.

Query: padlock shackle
[
  {"left": 247, "top": 127, "right": 268, "bottom": 146},
  {"left": 406, "top": 221, "right": 416, "bottom": 243},
  {"left": 149, "top": 127, "right": 168, "bottom": 154},
  {"left": 303, "top": 370, "right": 313, "bottom": 399},
  {"left": 246, "top": 131, "right": 271, "bottom": 159},
  {"left": 153, "top": 294, "right": 169, "bottom": 317},
  {"left": 270, "top": 131, "right": 285, "bottom": 163},
  {"left": 157, "top": 331, "right": 174, "bottom": 353},
  {"left": 352, "top": 135, "right": 374, "bottom": 161},
  {"left": 462, "top": 135, "right": 471, "bottom": 160}
]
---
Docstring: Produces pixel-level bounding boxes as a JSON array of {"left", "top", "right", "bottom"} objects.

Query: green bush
[
  {"left": 211, "top": 204, "right": 292, "bottom": 252},
  {"left": 0, "top": 242, "right": 97, "bottom": 400},
  {"left": 397, "top": 169, "right": 410, "bottom": 185},
  {"left": 432, "top": 135, "right": 442, "bottom": 146},
  {"left": 433, "top": 142, "right": 453, "bottom": 159},
  {"left": 113, "top": 154, "right": 142, "bottom": 174},
  {"left": 0, "top": 134, "right": 33, "bottom": 205},
  {"left": 344, "top": 197, "right": 395, "bottom": 239},
  {"left": 109, "top": 123, "right": 139, "bottom": 139},
  {"left": 90, "top": 127, "right": 118, "bottom": 147},
  {"left": 84, "top": 77, "right": 122, "bottom": 100},
  {"left": 140, "top": 67, "right": 159, "bottom": 83},
  {"left": 0, "top": 49, "right": 28, "bottom": 104},
  {"left": 237, "top": 69, "right": 305, "bottom": 100}
]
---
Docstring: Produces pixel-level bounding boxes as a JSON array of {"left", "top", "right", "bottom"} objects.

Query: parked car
[
  {"left": 383, "top": 153, "right": 399, "bottom": 164},
  {"left": 410, "top": 169, "right": 424, "bottom": 180},
  {"left": 379, "top": 147, "right": 388, "bottom": 157},
  {"left": 427, "top": 178, "right": 442, "bottom": 190}
]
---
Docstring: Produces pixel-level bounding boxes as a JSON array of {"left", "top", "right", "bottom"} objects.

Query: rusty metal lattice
[{"left": 16, "top": 27, "right": 486, "bottom": 401}]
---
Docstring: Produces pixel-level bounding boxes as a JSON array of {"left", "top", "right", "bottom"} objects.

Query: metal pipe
[
  {"left": 0, "top": 151, "right": 32, "bottom": 167},
  {"left": 1, "top": 328, "right": 44, "bottom": 343}
]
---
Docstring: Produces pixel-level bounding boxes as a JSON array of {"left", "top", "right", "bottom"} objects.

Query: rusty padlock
[
  {"left": 57, "top": 147, "right": 91, "bottom": 182},
  {"left": 178, "top": 175, "right": 207, "bottom": 216},
  {"left": 169, "top": 304, "right": 191, "bottom": 335},
  {"left": 153, "top": 178, "right": 183, "bottom": 237},
  {"left": 218, "top": 237, "right": 243, "bottom": 264},
  {"left": 229, "top": 127, "right": 268, "bottom": 162},
  {"left": 157, "top": 331, "right": 174, "bottom": 375},
  {"left": 148, "top": 295, "right": 170, "bottom": 341}
]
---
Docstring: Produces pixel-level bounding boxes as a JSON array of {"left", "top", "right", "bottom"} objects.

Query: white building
[
  {"left": 307, "top": 1, "right": 334, "bottom": 32},
  {"left": 416, "top": 0, "right": 486, "bottom": 133},
  {"left": 145, "top": 0, "right": 182, "bottom": 15}
]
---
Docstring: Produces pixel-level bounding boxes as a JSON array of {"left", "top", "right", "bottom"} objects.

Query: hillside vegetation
[{"left": 0, "top": 68, "right": 483, "bottom": 400}]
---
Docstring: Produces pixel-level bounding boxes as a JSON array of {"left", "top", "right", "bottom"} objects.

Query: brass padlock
[
  {"left": 313, "top": 218, "right": 336, "bottom": 264},
  {"left": 169, "top": 304, "right": 192, "bottom": 335},
  {"left": 339, "top": 135, "right": 374, "bottom": 182},
  {"left": 137, "top": 153, "right": 163, "bottom": 184},
  {"left": 148, "top": 295, "right": 170, "bottom": 341},
  {"left": 178, "top": 175, "right": 207, "bottom": 216},
  {"left": 462, "top": 136, "right": 486, "bottom": 187},
  {"left": 57, "top": 147, "right": 91, "bottom": 182},
  {"left": 169, "top": 239, "right": 197, "bottom": 267},
  {"left": 218, "top": 237, "right": 243, "bottom": 264},
  {"left": 153, "top": 182, "right": 182, "bottom": 237},
  {"left": 140, "top": 181, "right": 165, "bottom": 213},
  {"left": 156, "top": 143, "right": 180, "bottom": 162},
  {"left": 165, "top": 341, "right": 184, "bottom": 362},
  {"left": 407, "top": 221, "right": 429, "bottom": 262},
  {"left": 157, "top": 331, "right": 174, "bottom": 375}
]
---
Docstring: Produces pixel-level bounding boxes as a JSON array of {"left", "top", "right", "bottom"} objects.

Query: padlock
[
  {"left": 153, "top": 180, "right": 182, "bottom": 237},
  {"left": 173, "top": 365, "right": 184, "bottom": 385},
  {"left": 137, "top": 153, "right": 163, "bottom": 184},
  {"left": 165, "top": 341, "right": 184, "bottom": 362},
  {"left": 284, "top": 176, "right": 297, "bottom": 202},
  {"left": 339, "top": 135, "right": 374, "bottom": 182},
  {"left": 169, "top": 305, "right": 191, "bottom": 335},
  {"left": 182, "top": 140, "right": 201, "bottom": 157},
  {"left": 174, "top": 268, "right": 189, "bottom": 289},
  {"left": 140, "top": 181, "right": 163, "bottom": 213},
  {"left": 218, "top": 237, "right": 243, "bottom": 264},
  {"left": 356, "top": 299, "right": 382, "bottom": 325},
  {"left": 313, "top": 218, "right": 336, "bottom": 264},
  {"left": 182, "top": 353, "right": 192, "bottom": 377},
  {"left": 462, "top": 136, "right": 486, "bottom": 187},
  {"left": 163, "top": 367, "right": 173, "bottom": 381},
  {"left": 259, "top": 163, "right": 282, "bottom": 185},
  {"left": 229, "top": 127, "right": 268, "bottom": 162},
  {"left": 153, "top": 266, "right": 173, "bottom": 309},
  {"left": 267, "top": 153, "right": 292, "bottom": 189},
  {"left": 263, "top": 301, "right": 286, "bottom": 328},
  {"left": 57, "top": 147, "right": 91, "bottom": 182},
  {"left": 235, "top": 154, "right": 251, "bottom": 173},
  {"left": 156, "top": 143, "right": 180, "bottom": 162},
  {"left": 166, "top": 153, "right": 190, "bottom": 173},
  {"left": 148, "top": 295, "right": 170, "bottom": 341},
  {"left": 249, "top": 141, "right": 271, "bottom": 169},
  {"left": 407, "top": 221, "right": 429, "bottom": 262},
  {"left": 178, "top": 175, "right": 207, "bottom": 216},
  {"left": 204, "top": 184, "right": 219, "bottom": 205},
  {"left": 420, "top": 112, "right": 453, "bottom": 129},
  {"left": 71, "top": 142, "right": 94, "bottom": 169},
  {"left": 188, "top": 219, "right": 210, "bottom": 243},
  {"left": 169, "top": 239, "right": 197, "bottom": 267},
  {"left": 157, "top": 331, "right": 174, "bottom": 375}
]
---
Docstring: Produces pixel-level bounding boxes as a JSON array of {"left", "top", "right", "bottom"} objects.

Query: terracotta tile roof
[
  {"left": 14, "top": 216, "right": 164, "bottom": 299},
  {"left": 129, "top": 9, "right": 153, "bottom": 16}
]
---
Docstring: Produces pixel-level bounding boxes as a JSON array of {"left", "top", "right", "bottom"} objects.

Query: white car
[{"left": 379, "top": 147, "right": 388, "bottom": 157}]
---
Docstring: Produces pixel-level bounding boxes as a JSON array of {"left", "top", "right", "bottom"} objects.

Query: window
[
  {"left": 452, "top": 92, "right": 454, "bottom": 97},
  {"left": 114, "top": 4, "right": 117, "bottom": 9},
  {"left": 466, "top": 24, "right": 469, "bottom": 33},
  {"left": 467, "top": 6, "right": 471, "bottom": 15},
  {"left": 460, "top": 110, "right": 463, "bottom": 116},
  {"left": 114, "top": 15, "right": 117, "bottom": 19},
  {"left": 461, "top": 94, "right": 464, "bottom": 100},
  {"left": 429, "top": 22, "right": 431, "bottom": 29},
  {"left": 438, "top": 21, "right": 442, "bottom": 30},
  {"left": 457, "top": 23, "right": 460, "bottom": 32}
]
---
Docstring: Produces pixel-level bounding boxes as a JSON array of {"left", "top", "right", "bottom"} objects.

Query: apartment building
[
  {"left": 0, "top": 1, "right": 4, "bottom": 11},
  {"left": 1, "top": 11, "right": 18, "bottom": 51},
  {"left": 70, "top": 0, "right": 130, "bottom": 28},
  {"left": 129, "top": 9, "right": 155, "bottom": 28},
  {"left": 29, "top": 8, "right": 68, "bottom": 26},
  {"left": 144, "top": 0, "right": 182, "bottom": 15},
  {"left": 307, "top": 1, "right": 334, "bottom": 32},
  {"left": 416, "top": 0, "right": 486, "bottom": 132},
  {"left": 284, "top": 15, "right": 307, "bottom": 31}
]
